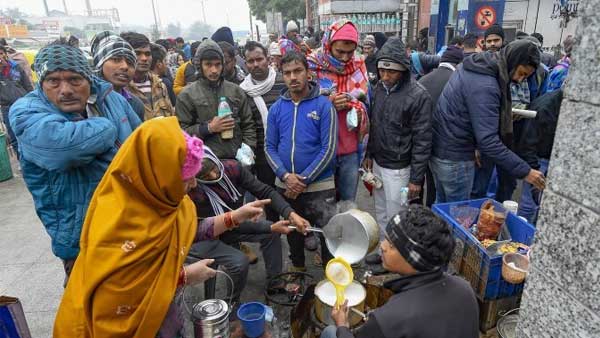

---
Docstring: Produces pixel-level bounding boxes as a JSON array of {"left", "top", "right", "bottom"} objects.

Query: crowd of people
[{"left": 0, "top": 17, "right": 574, "bottom": 338}]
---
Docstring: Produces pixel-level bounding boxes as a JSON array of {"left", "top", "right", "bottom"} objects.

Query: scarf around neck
[{"left": 240, "top": 67, "right": 277, "bottom": 127}]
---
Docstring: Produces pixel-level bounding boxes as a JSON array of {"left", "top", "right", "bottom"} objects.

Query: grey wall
[{"left": 516, "top": 0, "right": 600, "bottom": 337}]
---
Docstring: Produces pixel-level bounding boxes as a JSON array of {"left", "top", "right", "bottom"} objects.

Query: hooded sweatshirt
[
  {"left": 265, "top": 82, "right": 337, "bottom": 190},
  {"left": 432, "top": 43, "right": 539, "bottom": 179},
  {"left": 307, "top": 19, "right": 369, "bottom": 158},
  {"left": 368, "top": 37, "right": 433, "bottom": 184},
  {"left": 176, "top": 39, "right": 256, "bottom": 159}
]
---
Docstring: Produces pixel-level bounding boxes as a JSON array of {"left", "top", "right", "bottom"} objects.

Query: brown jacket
[{"left": 128, "top": 73, "right": 175, "bottom": 120}]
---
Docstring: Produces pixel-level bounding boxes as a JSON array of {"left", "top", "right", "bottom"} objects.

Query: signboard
[
  {"left": 475, "top": 5, "right": 497, "bottom": 30},
  {"left": 467, "top": 0, "right": 506, "bottom": 48}
]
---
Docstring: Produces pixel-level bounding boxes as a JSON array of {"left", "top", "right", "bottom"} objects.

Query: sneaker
[
  {"left": 365, "top": 253, "right": 382, "bottom": 265},
  {"left": 369, "top": 263, "right": 388, "bottom": 276},
  {"left": 240, "top": 243, "right": 258, "bottom": 265},
  {"left": 304, "top": 234, "right": 319, "bottom": 251}
]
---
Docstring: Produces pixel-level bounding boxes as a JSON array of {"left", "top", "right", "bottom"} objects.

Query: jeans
[
  {"left": 471, "top": 155, "right": 495, "bottom": 199},
  {"left": 518, "top": 159, "right": 549, "bottom": 225},
  {"left": 1, "top": 106, "right": 18, "bottom": 156},
  {"left": 335, "top": 152, "right": 360, "bottom": 201},
  {"left": 186, "top": 220, "right": 282, "bottom": 302},
  {"left": 430, "top": 156, "right": 475, "bottom": 203},
  {"left": 320, "top": 325, "right": 337, "bottom": 338},
  {"left": 279, "top": 188, "right": 335, "bottom": 268},
  {"left": 373, "top": 160, "right": 410, "bottom": 241}
]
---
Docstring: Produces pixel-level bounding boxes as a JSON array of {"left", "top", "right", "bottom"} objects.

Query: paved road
[
  {"left": 0, "top": 155, "right": 375, "bottom": 337},
  {"left": 0, "top": 158, "right": 497, "bottom": 337}
]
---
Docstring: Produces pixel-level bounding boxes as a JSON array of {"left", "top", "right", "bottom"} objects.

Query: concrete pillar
[{"left": 516, "top": 1, "right": 600, "bottom": 337}]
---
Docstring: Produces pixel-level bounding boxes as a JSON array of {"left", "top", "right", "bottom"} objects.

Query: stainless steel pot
[
  {"left": 192, "top": 299, "right": 230, "bottom": 338},
  {"left": 314, "top": 280, "right": 366, "bottom": 327},
  {"left": 322, "top": 209, "right": 380, "bottom": 264}
]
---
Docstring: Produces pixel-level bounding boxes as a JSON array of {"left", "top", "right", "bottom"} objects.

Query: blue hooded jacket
[
  {"left": 265, "top": 82, "right": 337, "bottom": 186},
  {"left": 9, "top": 77, "right": 141, "bottom": 259}
]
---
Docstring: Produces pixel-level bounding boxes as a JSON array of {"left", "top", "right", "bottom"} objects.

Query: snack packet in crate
[
  {"left": 0, "top": 296, "right": 32, "bottom": 338},
  {"left": 476, "top": 200, "right": 507, "bottom": 241}
]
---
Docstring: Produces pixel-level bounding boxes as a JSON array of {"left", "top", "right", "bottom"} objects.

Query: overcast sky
[{"left": 3, "top": 0, "right": 266, "bottom": 31}]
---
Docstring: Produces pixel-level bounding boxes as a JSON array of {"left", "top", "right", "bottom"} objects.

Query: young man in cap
[
  {"left": 279, "top": 20, "right": 303, "bottom": 56},
  {"left": 91, "top": 31, "right": 145, "bottom": 121},
  {"left": 363, "top": 37, "right": 433, "bottom": 272},
  {"left": 307, "top": 19, "right": 369, "bottom": 203},
  {"left": 9, "top": 39, "right": 140, "bottom": 284},
  {"left": 484, "top": 24, "right": 505, "bottom": 52},
  {"left": 121, "top": 31, "right": 175, "bottom": 119},
  {"left": 176, "top": 39, "right": 256, "bottom": 160},
  {"left": 321, "top": 205, "right": 479, "bottom": 338},
  {"left": 362, "top": 34, "right": 378, "bottom": 85}
]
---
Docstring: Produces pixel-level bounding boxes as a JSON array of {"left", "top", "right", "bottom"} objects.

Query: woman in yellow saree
[{"left": 53, "top": 116, "right": 269, "bottom": 337}]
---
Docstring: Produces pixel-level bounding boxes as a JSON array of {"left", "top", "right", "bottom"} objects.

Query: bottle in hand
[{"left": 218, "top": 97, "right": 234, "bottom": 139}]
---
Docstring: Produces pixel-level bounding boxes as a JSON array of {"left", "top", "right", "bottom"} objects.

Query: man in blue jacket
[
  {"left": 265, "top": 51, "right": 338, "bottom": 270},
  {"left": 431, "top": 40, "right": 546, "bottom": 203},
  {"left": 9, "top": 40, "right": 141, "bottom": 284}
]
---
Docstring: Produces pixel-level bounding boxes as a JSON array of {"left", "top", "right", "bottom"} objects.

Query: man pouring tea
[{"left": 321, "top": 205, "right": 479, "bottom": 338}]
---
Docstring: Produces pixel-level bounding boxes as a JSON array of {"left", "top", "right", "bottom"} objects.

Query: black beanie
[
  {"left": 484, "top": 24, "right": 505, "bottom": 40},
  {"left": 440, "top": 45, "right": 464, "bottom": 64}
]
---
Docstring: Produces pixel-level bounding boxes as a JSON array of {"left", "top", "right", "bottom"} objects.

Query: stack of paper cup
[{"left": 503, "top": 200, "right": 519, "bottom": 214}]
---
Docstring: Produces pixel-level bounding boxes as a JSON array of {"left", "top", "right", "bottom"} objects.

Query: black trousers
[
  {"left": 254, "top": 149, "right": 279, "bottom": 222},
  {"left": 278, "top": 188, "right": 336, "bottom": 268}
]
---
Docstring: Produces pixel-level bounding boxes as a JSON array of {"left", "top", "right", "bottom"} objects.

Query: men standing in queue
[
  {"left": 240, "top": 40, "right": 287, "bottom": 222},
  {"left": 308, "top": 19, "right": 369, "bottom": 203},
  {"left": 9, "top": 40, "right": 140, "bottom": 285},
  {"left": 265, "top": 51, "right": 338, "bottom": 272},
  {"left": 176, "top": 39, "right": 256, "bottom": 160},
  {"left": 121, "top": 32, "right": 174, "bottom": 119},
  {"left": 431, "top": 40, "right": 546, "bottom": 203},
  {"left": 363, "top": 38, "right": 433, "bottom": 273},
  {"left": 91, "top": 31, "right": 145, "bottom": 121}
]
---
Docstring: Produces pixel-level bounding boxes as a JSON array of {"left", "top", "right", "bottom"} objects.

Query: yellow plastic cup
[{"left": 325, "top": 257, "right": 354, "bottom": 307}]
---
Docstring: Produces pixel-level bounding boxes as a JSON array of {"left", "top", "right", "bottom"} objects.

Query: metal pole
[
  {"left": 534, "top": 0, "right": 542, "bottom": 32},
  {"left": 201, "top": 0, "right": 207, "bottom": 24},
  {"left": 250, "top": 8, "right": 254, "bottom": 40},
  {"left": 151, "top": 0, "right": 159, "bottom": 37}
]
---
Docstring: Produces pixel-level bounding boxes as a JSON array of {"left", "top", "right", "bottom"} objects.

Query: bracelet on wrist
[{"left": 224, "top": 212, "right": 235, "bottom": 229}]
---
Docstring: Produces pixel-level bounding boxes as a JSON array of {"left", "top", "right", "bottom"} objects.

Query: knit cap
[
  {"left": 90, "top": 31, "right": 137, "bottom": 72},
  {"left": 181, "top": 131, "right": 204, "bottom": 180},
  {"left": 34, "top": 43, "right": 93, "bottom": 83},
  {"left": 484, "top": 24, "right": 505, "bottom": 40}
]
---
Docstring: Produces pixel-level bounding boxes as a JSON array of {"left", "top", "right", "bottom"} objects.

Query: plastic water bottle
[
  {"left": 217, "top": 97, "right": 234, "bottom": 139},
  {"left": 400, "top": 187, "right": 409, "bottom": 206}
]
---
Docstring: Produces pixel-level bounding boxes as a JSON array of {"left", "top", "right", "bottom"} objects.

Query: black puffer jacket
[{"left": 367, "top": 37, "right": 433, "bottom": 184}]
